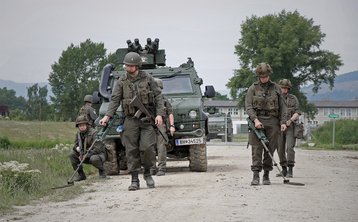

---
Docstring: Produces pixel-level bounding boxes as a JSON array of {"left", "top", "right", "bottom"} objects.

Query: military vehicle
[
  {"left": 207, "top": 113, "right": 233, "bottom": 142},
  {"left": 93, "top": 38, "right": 215, "bottom": 174}
]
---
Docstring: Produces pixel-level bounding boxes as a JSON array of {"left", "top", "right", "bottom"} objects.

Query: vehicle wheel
[
  {"left": 103, "top": 139, "right": 120, "bottom": 175},
  {"left": 189, "top": 144, "right": 207, "bottom": 172},
  {"left": 227, "top": 136, "right": 233, "bottom": 142}
]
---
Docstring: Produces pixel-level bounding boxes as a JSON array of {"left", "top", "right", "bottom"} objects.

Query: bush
[
  {"left": 0, "top": 161, "right": 41, "bottom": 196},
  {"left": 0, "top": 148, "right": 96, "bottom": 213},
  {"left": 312, "top": 119, "right": 358, "bottom": 149},
  {"left": 0, "top": 136, "right": 11, "bottom": 149}
]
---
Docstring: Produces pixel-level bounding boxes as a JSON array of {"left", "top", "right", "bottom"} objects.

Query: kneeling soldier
[{"left": 69, "top": 115, "right": 107, "bottom": 181}]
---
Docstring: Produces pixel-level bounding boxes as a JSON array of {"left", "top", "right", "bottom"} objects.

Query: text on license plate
[{"left": 175, "top": 137, "right": 205, "bottom": 146}]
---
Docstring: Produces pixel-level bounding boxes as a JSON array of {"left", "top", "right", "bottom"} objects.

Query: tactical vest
[
  {"left": 121, "top": 72, "right": 155, "bottom": 116},
  {"left": 252, "top": 83, "right": 280, "bottom": 117}
]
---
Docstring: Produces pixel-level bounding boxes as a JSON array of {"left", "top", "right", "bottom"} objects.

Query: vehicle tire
[
  {"left": 189, "top": 144, "right": 207, "bottom": 172},
  {"left": 103, "top": 139, "right": 120, "bottom": 175},
  {"left": 118, "top": 148, "right": 128, "bottom": 170},
  {"left": 227, "top": 136, "right": 233, "bottom": 142}
]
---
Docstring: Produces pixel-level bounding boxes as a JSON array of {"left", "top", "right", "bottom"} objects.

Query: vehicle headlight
[{"left": 189, "top": 110, "right": 197, "bottom": 119}]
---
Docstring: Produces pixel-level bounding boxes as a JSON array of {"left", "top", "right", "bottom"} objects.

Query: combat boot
[
  {"left": 74, "top": 169, "right": 86, "bottom": 182},
  {"left": 98, "top": 169, "right": 107, "bottom": 179},
  {"left": 150, "top": 167, "right": 157, "bottom": 176},
  {"left": 128, "top": 172, "right": 140, "bottom": 191},
  {"left": 276, "top": 166, "right": 287, "bottom": 177},
  {"left": 262, "top": 170, "right": 271, "bottom": 185},
  {"left": 143, "top": 168, "right": 155, "bottom": 188},
  {"left": 250, "top": 171, "right": 260, "bottom": 186},
  {"left": 287, "top": 166, "right": 293, "bottom": 178}
]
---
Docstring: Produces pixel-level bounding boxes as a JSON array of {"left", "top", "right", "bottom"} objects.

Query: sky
[{"left": 0, "top": 0, "right": 357, "bottom": 91}]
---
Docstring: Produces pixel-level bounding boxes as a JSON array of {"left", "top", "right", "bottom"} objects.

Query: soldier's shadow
[{"left": 166, "top": 166, "right": 191, "bottom": 173}]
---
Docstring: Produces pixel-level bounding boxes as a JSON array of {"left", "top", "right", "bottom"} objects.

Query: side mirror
[{"left": 204, "top": 85, "right": 215, "bottom": 98}]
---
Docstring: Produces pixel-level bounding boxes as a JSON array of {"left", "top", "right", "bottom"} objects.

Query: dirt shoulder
[{"left": 1, "top": 144, "right": 358, "bottom": 222}]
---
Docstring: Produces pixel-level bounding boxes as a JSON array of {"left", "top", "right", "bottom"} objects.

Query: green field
[
  {"left": 0, "top": 120, "right": 97, "bottom": 214},
  {"left": 0, "top": 120, "right": 76, "bottom": 141},
  {"left": 0, "top": 120, "right": 76, "bottom": 149}
]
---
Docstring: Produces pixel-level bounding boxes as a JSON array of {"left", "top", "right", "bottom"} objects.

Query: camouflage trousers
[
  {"left": 277, "top": 125, "right": 296, "bottom": 167},
  {"left": 121, "top": 117, "right": 157, "bottom": 173},
  {"left": 152, "top": 125, "right": 168, "bottom": 172},
  {"left": 69, "top": 150, "right": 106, "bottom": 171},
  {"left": 249, "top": 116, "right": 280, "bottom": 172}
]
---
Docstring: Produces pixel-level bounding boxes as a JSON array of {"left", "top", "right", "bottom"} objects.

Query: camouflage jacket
[
  {"left": 283, "top": 93, "right": 301, "bottom": 118},
  {"left": 106, "top": 70, "right": 164, "bottom": 118},
  {"left": 163, "top": 96, "right": 173, "bottom": 117},
  {"left": 245, "top": 80, "right": 287, "bottom": 125},
  {"left": 72, "top": 128, "right": 105, "bottom": 156},
  {"left": 78, "top": 104, "right": 98, "bottom": 127}
]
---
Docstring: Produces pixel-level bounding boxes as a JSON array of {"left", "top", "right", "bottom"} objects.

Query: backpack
[{"left": 294, "top": 122, "right": 304, "bottom": 139}]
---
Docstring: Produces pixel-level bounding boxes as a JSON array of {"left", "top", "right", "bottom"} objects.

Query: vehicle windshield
[{"left": 162, "top": 75, "right": 193, "bottom": 94}]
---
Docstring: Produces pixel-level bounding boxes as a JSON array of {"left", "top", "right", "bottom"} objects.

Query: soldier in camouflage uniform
[
  {"left": 276, "top": 79, "right": 301, "bottom": 178},
  {"left": 245, "top": 63, "right": 287, "bottom": 186},
  {"left": 100, "top": 52, "right": 164, "bottom": 191},
  {"left": 151, "top": 78, "right": 175, "bottom": 176},
  {"left": 78, "top": 95, "right": 98, "bottom": 128},
  {"left": 69, "top": 115, "right": 107, "bottom": 181}
]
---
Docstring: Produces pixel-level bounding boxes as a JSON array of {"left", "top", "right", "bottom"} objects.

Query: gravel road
[{"left": 2, "top": 144, "right": 358, "bottom": 222}]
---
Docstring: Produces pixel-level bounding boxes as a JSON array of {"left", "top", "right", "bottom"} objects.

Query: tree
[
  {"left": 0, "top": 87, "right": 27, "bottom": 119},
  {"left": 227, "top": 10, "right": 342, "bottom": 119},
  {"left": 26, "top": 84, "right": 50, "bottom": 120},
  {"left": 214, "top": 91, "right": 230, "bottom": 100},
  {"left": 49, "top": 39, "right": 111, "bottom": 121}
]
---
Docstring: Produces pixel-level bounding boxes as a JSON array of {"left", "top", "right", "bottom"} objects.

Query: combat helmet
[
  {"left": 278, "top": 79, "right": 292, "bottom": 89},
  {"left": 255, "top": 63, "right": 272, "bottom": 77},
  {"left": 75, "top": 115, "right": 89, "bottom": 127},
  {"left": 123, "top": 52, "right": 142, "bottom": 67},
  {"left": 154, "top": 78, "right": 163, "bottom": 90},
  {"left": 84, "top": 95, "right": 93, "bottom": 103}
]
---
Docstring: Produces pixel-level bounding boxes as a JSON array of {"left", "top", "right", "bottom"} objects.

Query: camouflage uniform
[
  {"left": 277, "top": 79, "right": 301, "bottom": 177},
  {"left": 152, "top": 96, "right": 173, "bottom": 175},
  {"left": 278, "top": 94, "right": 300, "bottom": 167},
  {"left": 78, "top": 104, "right": 98, "bottom": 128},
  {"left": 69, "top": 120, "right": 107, "bottom": 180},
  {"left": 105, "top": 71, "right": 164, "bottom": 177},
  {"left": 245, "top": 63, "right": 287, "bottom": 185}
]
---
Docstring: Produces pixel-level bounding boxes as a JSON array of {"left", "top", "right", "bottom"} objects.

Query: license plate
[{"left": 175, "top": 137, "right": 205, "bottom": 146}]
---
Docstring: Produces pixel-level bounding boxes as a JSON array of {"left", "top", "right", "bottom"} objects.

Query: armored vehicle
[
  {"left": 94, "top": 38, "right": 215, "bottom": 174},
  {"left": 207, "top": 113, "right": 233, "bottom": 142}
]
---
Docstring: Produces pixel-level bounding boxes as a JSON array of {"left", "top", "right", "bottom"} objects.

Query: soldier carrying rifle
[{"left": 100, "top": 52, "right": 164, "bottom": 191}]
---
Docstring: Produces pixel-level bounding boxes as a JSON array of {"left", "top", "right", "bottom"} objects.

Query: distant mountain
[
  {"left": 301, "top": 71, "right": 358, "bottom": 101},
  {"left": 0, "top": 79, "right": 52, "bottom": 99},
  {"left": 1, "top": 71, "right": 357, "bottom": 101}
]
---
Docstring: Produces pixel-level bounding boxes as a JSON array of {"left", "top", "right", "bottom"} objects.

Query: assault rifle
[
  {"left": 77, "top": 132, "right": 84, "bottom": 160},
  {"left": 246, "top": 117, "right": 305, "bottom": 186},
  {"left": 130, "top": 95, "right": 169, "bottom": 143}
]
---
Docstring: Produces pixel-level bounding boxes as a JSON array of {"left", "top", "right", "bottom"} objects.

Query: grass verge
[{"left": 0, "top": 147, "right": 97, "bottom": 215}]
